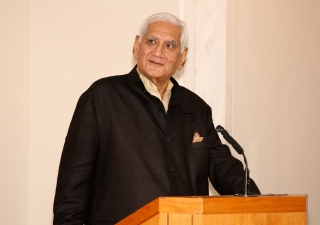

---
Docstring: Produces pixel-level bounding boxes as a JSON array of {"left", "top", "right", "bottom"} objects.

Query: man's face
[{"left": 133, "top": 21, "right": 188, "bottom": 83}]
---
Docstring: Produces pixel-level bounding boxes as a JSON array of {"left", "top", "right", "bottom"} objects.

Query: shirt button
[
  {"left": 168, "top": 166, "right": 175, "bottom": 172},
  {"left": 159, "top": 107, "right": 164, "bottom": 111},
  {"left": 165, "top": 137, "right": 171, "bottom": 142}
]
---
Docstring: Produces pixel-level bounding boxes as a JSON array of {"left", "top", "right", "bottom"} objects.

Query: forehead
[{"left": 144, "top": 21, "right": 181, "bottom": 41}]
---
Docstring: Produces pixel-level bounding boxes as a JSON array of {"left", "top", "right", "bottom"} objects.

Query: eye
[
  {"left": 165, "top": 42, "right": 177, "bottom": 50},
  {"left": 147, "top": 38, "right": 156, "bottom": 45},
  {"left": 166, "top": 43, "right": 174, "bottom": 48}
]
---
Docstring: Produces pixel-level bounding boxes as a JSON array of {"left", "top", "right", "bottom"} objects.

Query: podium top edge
[
  {"left": 158, "top": 194, "right": 307, "bottom": 200},
  {"left": 156, "top": 195, "right": 307, "bottom": 214}
]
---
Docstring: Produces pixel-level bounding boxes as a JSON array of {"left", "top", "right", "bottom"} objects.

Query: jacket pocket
[
  {"left": 186, "top": 141, "right": 210, "bottom": 194},
  {"left": 188, "top": 141, "right": 209, "bottom": 150}
]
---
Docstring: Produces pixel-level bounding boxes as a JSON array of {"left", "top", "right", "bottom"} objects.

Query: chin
[{"left": 145, "top": 70, "right": 166, "bottom": 78}]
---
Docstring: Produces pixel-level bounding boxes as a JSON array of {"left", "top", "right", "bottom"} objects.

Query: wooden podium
[{"left": 116, "top": 195, "right": 307, "bottom": 225}]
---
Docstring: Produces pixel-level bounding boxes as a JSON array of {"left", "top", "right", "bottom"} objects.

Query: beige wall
[
  {"left": 0, "top": 0, "right": 30, "bottom": 224},
  {"left": 29, "top": 1, "right": 181, "bottom": 225},
  {"left": 227, "top": 0, "right": 320, "bottom": 224},
  {"left": 1, "top": 1, "right": 181, "bottom": 224}
]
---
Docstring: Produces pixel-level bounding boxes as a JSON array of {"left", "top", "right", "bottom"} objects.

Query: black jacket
[{"left": 53, "top": 67, "right": 260, "bottom": 225}]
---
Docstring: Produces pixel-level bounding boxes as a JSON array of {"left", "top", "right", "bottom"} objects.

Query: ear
[
  {"left": 177, "top": 47, "right": 188, "bottom": 70},
  {"left": 133, "top": 35, "right": 140, "bottom": 60}
]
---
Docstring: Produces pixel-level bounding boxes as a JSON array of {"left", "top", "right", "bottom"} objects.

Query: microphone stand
[{"left": 216, "top": 125, "right": 257, "bottom": 197}]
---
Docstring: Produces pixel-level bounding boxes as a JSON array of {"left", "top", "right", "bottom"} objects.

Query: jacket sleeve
[
  {"left": 206, "top": 113, "right": 260, "bottom": 195},
  {"left": 208, "top": 143, "right": 260, "bottom": 195},
  {"left": 53, "top": 90, "right": 99, "bottom": 225}
]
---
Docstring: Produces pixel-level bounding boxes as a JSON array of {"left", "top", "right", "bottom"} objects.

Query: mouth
[{"left": 148, "top": 59, "right": 164, "bottom": 66}]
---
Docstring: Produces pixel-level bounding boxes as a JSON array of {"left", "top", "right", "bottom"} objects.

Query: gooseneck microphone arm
[{"left": 216, "top": 125, "right": 256, "bottom": 197}]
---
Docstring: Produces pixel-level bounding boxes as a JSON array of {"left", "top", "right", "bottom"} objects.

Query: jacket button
[
  {"left": 159, "top": 107, "right": 164, "bottom": 111},
  {"left": 168, "top": 166, "right": 174, "bottom": 172},
  {"left": 165, "top": 137, "right": 171, "bottom": 142}
]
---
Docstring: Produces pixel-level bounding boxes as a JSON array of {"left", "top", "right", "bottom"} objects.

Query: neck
[
  {"left": 136, "top": 68, "right": 171, "bottom": 99},
  {"left": 154, "top": 82, "right": 168, "bottom": 99}
]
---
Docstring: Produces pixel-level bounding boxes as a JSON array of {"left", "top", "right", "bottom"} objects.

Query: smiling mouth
[{"left": 149, "top": 60, "right": 164, "bottom": 66}]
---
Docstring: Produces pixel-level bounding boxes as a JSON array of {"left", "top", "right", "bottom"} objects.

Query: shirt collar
[
  {"left": 129, "top": 66, "right": 192, "bottom": 114},
  {"left": 136, "top": 68, "right": 174, "bottom": 100}
]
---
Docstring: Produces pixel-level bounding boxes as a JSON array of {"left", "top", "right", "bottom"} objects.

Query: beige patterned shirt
[{"left": 137, "top": 69, "right": 174, "bottom": 113}]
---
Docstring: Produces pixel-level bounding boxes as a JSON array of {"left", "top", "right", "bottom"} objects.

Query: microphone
[
  {"left": 216, "top": 125, "right": 257, "bottom": 197},
  {"left": 216, "top": 125, "right": 243, "bottom": 155}
]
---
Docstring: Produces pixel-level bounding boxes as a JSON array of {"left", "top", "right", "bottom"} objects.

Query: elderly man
[{"left": 53, "top": 12, "right": 259, "bottom": 225}]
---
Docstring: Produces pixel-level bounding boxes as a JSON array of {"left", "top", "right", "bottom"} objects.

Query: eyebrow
[
  {"left": 147, "top": 35, "right": 157, "bottom": 40},
  {"left": 167, "top": 40, "right": 178, "bottom": 47},
  {"left": 147, "top": 35, "right": 178, "bottom": 46}
]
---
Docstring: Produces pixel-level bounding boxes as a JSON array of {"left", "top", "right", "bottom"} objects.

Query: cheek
[
  {"left": 139, "top": 50, "right": 151, "bottom": 61},
  {"left": 136, "top": 51, "right": 145, "bottom": 63},
  {"left": 168, "top": 55, "right": 182, "bottom": 66}
]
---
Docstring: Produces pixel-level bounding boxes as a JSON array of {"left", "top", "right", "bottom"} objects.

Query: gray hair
[{"left": 139, "top": 12, "right": 189, "bottom": 52}]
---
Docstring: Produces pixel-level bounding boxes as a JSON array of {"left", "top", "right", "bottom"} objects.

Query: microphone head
[
  {"left": 216, "top": 125, "right": 225, "bottom": 133},
  {"left": 215, "top": 125, "right": 244, "bottom": 155}
]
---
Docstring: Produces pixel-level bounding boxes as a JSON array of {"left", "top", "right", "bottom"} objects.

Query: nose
[{"left": 153, "top": 43, "right": 163, "bottom": 57}]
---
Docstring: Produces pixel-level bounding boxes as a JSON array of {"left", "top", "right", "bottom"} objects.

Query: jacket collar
[
  {"left": 129, "top": 66, "right": 193, "bottom": 114},
  {"left": 169, "top": 77, "right": 193, "bottom": 114}
]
